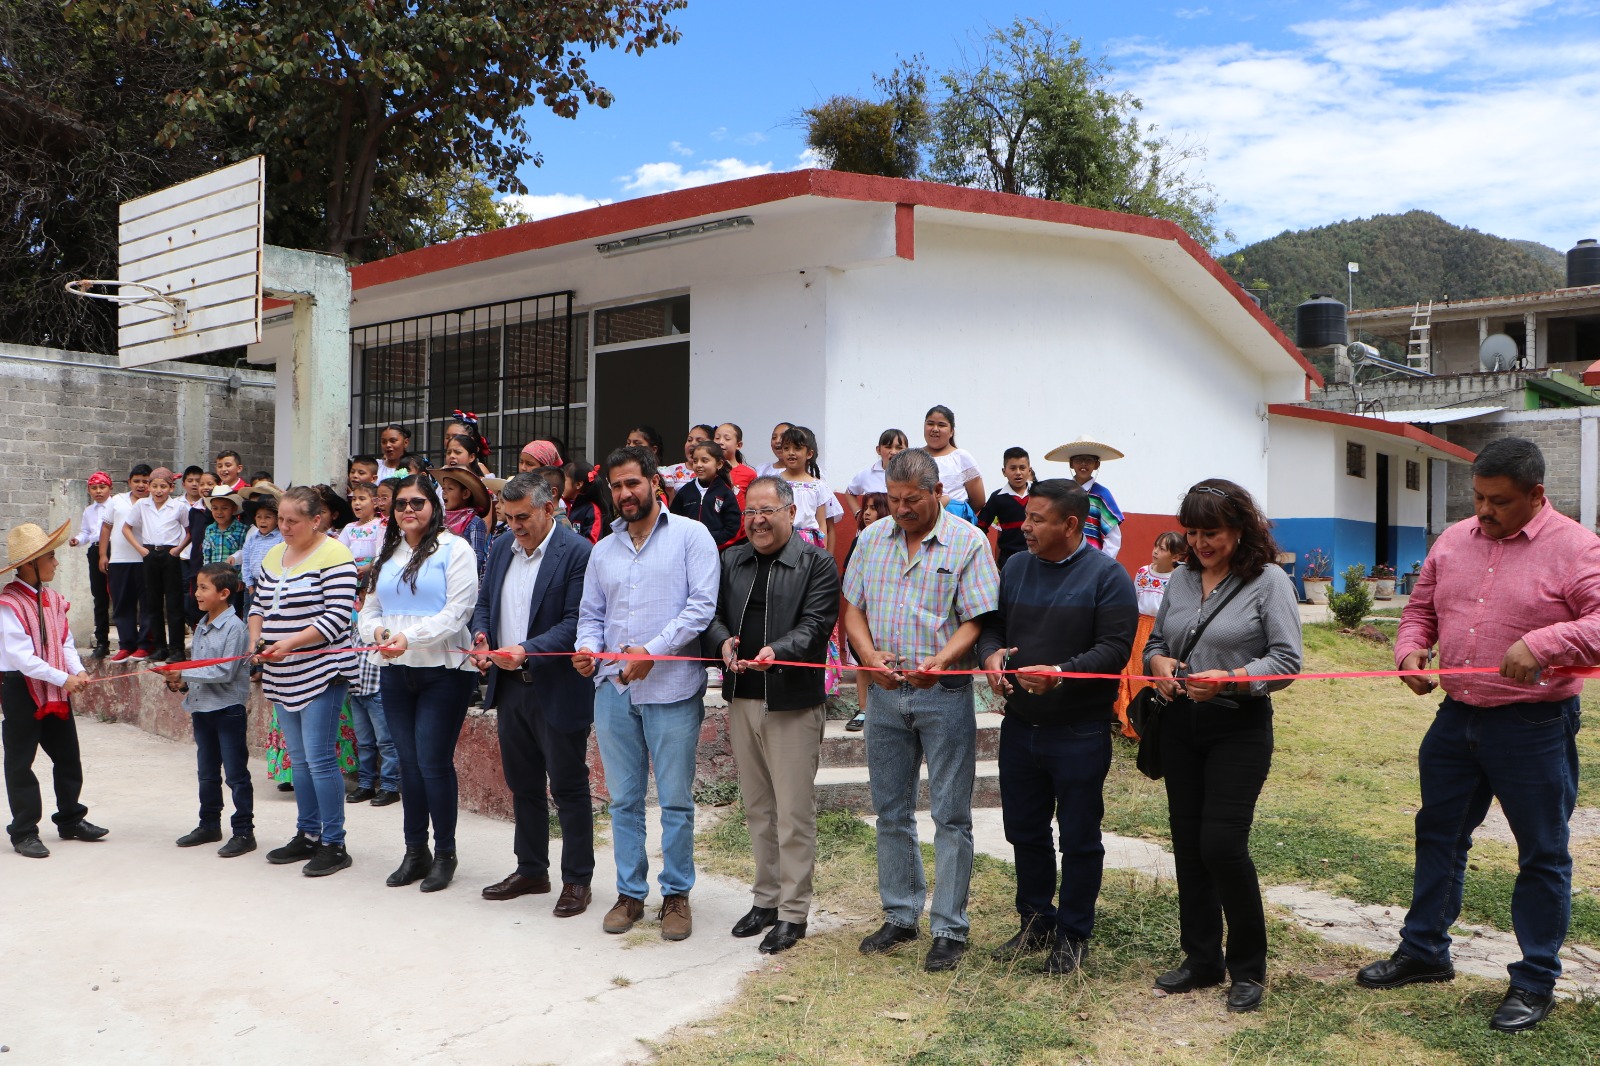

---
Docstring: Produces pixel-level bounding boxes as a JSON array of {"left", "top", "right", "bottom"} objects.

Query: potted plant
[
  {"left": 1302, "top": 548, "right": 1333, "bottom": 604},
  {"left": 1368, "top": 563, "right": 1396, "bottom": 601},
  {"left": 1399, "top": 560, "right": 1422, "bottom": 595}
]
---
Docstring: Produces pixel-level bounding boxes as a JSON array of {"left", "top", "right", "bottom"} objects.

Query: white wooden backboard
[{"left": 117, "top": 155, "right": 265, "bottom": 367}]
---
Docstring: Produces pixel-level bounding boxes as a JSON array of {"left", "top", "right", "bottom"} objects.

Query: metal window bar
[{"left": 350, "top": 291, "right": 585, "bottom": 473}]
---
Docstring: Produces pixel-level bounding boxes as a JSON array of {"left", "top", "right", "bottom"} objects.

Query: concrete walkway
[
  {"left": 0, "top": 718, "right": 767, "bottom": 1066},
  {"left": 887, "top": 808, "right": 1600, "bottom": 998}
]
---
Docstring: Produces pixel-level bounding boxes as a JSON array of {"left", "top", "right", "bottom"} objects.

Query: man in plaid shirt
[{"left": 842, "top": 448, "right": 999, "bottom": 973}]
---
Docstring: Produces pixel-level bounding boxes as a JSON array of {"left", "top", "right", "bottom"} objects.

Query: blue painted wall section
[{"left": 1272, "top": 516, "right": 1427, "bottom": 600}]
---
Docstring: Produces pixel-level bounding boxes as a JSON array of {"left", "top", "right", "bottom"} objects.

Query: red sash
[{"left": 0, "top": 580, "right": 71, "bottom": 719}]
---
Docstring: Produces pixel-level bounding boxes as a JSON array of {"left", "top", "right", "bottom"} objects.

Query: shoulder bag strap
[{"left": 1176, "top": 572, "right": 1256, "bottom": 664}]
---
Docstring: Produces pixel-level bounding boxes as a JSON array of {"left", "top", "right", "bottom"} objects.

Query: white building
[{"left": 251, "top": 169, "right": 1448, "bottom": 569}]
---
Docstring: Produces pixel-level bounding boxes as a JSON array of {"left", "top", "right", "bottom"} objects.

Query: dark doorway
[
  {"left": 1374, "top": 452, "right": 1392, "bottom": 567},
  {"left": 594, "top": 341, "right": 690, "bottom": 466}
]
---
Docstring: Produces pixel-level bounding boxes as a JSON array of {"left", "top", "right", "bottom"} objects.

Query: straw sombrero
[
  {"left": 1, "top": 520, "right": 72, "bottom": 574},
  {"left": 1045, "top": 437, "right": 1125, "bottom": 463},
  {"left": 435, "top": 466, "right": 491, "bottom": 515},
  {"left": 247, "top": 479, "right": 284, "bottom": 499}
]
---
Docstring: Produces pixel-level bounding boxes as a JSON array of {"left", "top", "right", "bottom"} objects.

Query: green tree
[
  {"left": 368, "top": 168, "right": 532, "bottom": 258},
  {"left": 802, "top": 57, "right": 930, "bottom": 179},
  {"left": 74, "top": 0, "right": 686, "bottom": 260},
  {"left": 927, "top": 18, "right": 1223, "bottom": 248}
]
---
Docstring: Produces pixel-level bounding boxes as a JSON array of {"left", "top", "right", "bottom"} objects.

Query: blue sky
[{"left": 505, "top": 0, "right": 1600, "bottom": 252}]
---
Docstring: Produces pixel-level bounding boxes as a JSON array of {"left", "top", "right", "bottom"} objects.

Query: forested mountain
[{"left": 1220, "top": 212, "right": 1566, "bottom": 335}]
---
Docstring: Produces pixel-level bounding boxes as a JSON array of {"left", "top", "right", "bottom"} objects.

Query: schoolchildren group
[{"left": 1, "top": 406, "right": 1591, "bottom": 1033}]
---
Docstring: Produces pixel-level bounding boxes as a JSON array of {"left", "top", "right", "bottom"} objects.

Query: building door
[
  {"left": 1374, "top": 452, "right": 1392, "bottom": 567},
  {"left": 593, "top": 340, "right": 690, "bottom": 466}
]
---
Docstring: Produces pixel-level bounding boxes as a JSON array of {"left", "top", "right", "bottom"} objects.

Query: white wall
[
  {"left": 1268, "top": 418, "right": 1336, "bottom": 518},
  {"left": 821, "top": 222, "right": 1279, "bottom": 513}
]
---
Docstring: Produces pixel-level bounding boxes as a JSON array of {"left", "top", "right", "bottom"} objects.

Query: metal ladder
[{"left": 1407, "top": 300, "right": 1432, "bottom": 371}]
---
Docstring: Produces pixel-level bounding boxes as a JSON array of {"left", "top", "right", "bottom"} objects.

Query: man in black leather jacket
[{"left": 703, "top": 476, "right": 839, "bottom": 954}]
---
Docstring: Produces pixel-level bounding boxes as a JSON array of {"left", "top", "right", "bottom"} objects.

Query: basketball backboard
[{"left": 112, "top": 155, "right": 265, "bottom": 367}]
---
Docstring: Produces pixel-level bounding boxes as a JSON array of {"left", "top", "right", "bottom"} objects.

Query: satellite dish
[
  {"left": 1480, "top": 334, "right": 1520, "bottom": 372},
  {"left": 1348, "top": 342, "right": 1379, "bottom": 365}
]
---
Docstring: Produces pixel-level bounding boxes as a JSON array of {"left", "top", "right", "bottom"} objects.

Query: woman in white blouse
[
  {"left": 358, "top": 475, "right": 480, "bottom": 894},
  {"left": 921, "top": 405, "right": 985, "bottom": 522}
]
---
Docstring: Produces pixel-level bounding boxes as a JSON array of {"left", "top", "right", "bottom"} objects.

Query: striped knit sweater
[{"left": 249, "top": 537, "right": 359, "bottom": 710}]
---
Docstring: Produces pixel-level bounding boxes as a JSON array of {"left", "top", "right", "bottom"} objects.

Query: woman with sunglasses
[
  {"left": 358, "top": 475, "right": 481, "bottom": 893},
  {"left": 1143, "top": 479, "right": 1302, "bottom": 1014}
]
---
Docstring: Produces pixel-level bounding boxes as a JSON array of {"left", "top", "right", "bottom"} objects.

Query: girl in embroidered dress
[{"left": 1113, "top": 531, "right": 1187, "bottom": 738}]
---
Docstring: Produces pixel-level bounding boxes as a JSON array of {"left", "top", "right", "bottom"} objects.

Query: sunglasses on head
[
  {"left": 393, "top": 497, "right": 430, "bottom": 512},
  {"left": 1187, "top": 484, "right": 1229, "bottom": 499}
]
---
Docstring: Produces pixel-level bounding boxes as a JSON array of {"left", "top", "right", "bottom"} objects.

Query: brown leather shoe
[
  {"left": 660, "top": 893, "right": 693, "bottom": 941},
  {"left": 481, "top": 872, "right": 552, "bottom": 901},
  {"left": 554, "top": 883, "right": 592, "bottom": 918},
  {"left": 603, "top": 894, "right": 645, "bottom": 933}
]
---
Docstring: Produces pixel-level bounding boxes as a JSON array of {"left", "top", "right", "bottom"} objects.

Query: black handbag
[{"left": 1133, "top": 576, "right": 1253, "bottom": 781}]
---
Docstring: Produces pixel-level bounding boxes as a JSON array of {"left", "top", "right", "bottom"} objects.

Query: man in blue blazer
[{"left": 469, "top": 473, "right": 595, "bottom": 917}]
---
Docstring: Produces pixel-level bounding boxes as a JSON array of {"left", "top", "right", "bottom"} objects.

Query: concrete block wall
[
  {"left": 1439, "top": 411, "right": 1587, "bottom": 524},
  {"left": 0, "top": 343, "right": 277, "bottom": 639}
]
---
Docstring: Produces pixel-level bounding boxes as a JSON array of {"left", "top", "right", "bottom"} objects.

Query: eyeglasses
[
  {"left": 739, "top": 507, "right": 786, "bottom": 520},
  {"left": 393, "top": 498, "right": 430, "bottom": 512},
  {"left": 1187, "top": 484, "right": 1230, "bottom": 499}
]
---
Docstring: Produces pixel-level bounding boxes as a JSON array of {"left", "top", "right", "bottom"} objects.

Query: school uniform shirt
[
  {"left": 103, "top": 492, "right": 143, "bottom": 565},
  {"left": 126, "top": 496, "right": 189, "bottom": 548},
  {"left": 249, "top": 537, "right": 359, "bottom": 710},
  {"left": 178, "top": 497, "right": 208, "bottom": 561},
  {"left": 356, "top": 531, "right": 479, "bottom": 671},
  {"left": 568, "top": 497, "right": 605, "bottom": 544},
  {"left": 975, "top": 484, "right": 1030, "bottom": 562},
  {"left": 846, "top": 460, "right": 887, "bottom": 498},
  {"left": 1134, "top": 564, "right": 1174, "bottom": 618},
  {"left": 76, "top": 500, "right": 107, "bottom": 548},
  {"left": 930, "top": 448, "right": 982, "bottom": 506},
  {"left": 668, "top": 477, "right": 743, "bottom": 547}
]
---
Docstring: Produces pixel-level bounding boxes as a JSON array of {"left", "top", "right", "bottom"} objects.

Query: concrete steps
[{"left": 813, "top": 712, "right": 1004, "bottom": 813}]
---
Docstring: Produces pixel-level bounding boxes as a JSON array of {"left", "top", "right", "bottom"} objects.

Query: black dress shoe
[
  {"left": 1154, "top": 963, "right": 1226, "bottom": 993},
  {"left": 387, "top": 845, "right": 432, "bottom": 887},
  {"left": 58, "top": 820, "right": 109, "bottom": 842},
  {"left": 859, "top": 921, "right": 920, "bottom": 955},
  {"left": 1227, "top": 980, "right": 1265, "bottom": 1013},
  {"left": 1356, "top": 950, "right": 1455, "bottom": 989},
  {"left": 369, "top": 789, "right": 400, "bottom": 807},
  {"left": 420, "top": 853, "right": 458, "bottom": 893},
  {"left": 482, "top": 872, "right": 551, "bottom": 900},
  {"left": 991, "top": 923, "right": 1055, "bottom": 960},
  {"left": 924, "top": 936, "right": 967, "bottom": 972},
  {"left": 346, "top": 786, "right": 377, "bottom": 804},
  {"left": 13, "top": 835, "right": 49, "bottom": 858},
  {"left": 176, "top": 826, "right": 223, "bottom": 847},
  {"left": 91, "top": 643, "right": 110, "bottom": 659},
  {"left": 276, "top": 782, "right": 294, "bottom": 793},
  {"left": 1489, "top": 987, "right": 1554, "bottom": 1032},
  {"left": 759, "top": 920, "right": 807, "bottom": 954},
  {"left": 732, "top": 905, "right": 779, "bottom": 938},
  {"left": 1046, "top": 937, "right": 1089, "bottom": 976},
  {"left": 218, "top": 834, "right": 257, "bottom": 858}
]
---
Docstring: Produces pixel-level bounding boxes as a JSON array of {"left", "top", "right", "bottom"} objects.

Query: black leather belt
[{"left": 503, "top": 668, "right": 536, "bottom": 684}]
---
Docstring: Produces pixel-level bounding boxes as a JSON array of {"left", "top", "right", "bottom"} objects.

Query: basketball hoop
[{"left": 64, "top": 279, "right": 190, "bottom": 331}]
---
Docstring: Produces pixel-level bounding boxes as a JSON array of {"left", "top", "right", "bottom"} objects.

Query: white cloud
[
  {"left": 1117, "top": 0, "right": 1600, "bottom": 248},
  {"left": 498, "top": 192, "right": 614, "bottom": 221},
  {"left": 620, "top": 157, "right": 777, "bottom": 195},
  {"left": 1175, "top": 6, "right": 1211, "bottom": 18},
  {"left": 668, "top": 140, "right": 694, "bottom": 158}
]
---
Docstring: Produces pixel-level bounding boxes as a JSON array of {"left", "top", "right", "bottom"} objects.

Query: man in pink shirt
[{"left": 1356, "top": 438, "right": 1600, "bottom": 1032}]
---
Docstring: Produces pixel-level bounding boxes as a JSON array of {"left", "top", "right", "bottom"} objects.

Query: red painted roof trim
[
  {"left": 1268, "top": 404, "right": 1477, "bottom": 462},
  {"left": 351, "top": 169, "right": 1321, "bottom": 386}
]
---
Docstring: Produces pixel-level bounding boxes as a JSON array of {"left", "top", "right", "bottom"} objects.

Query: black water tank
[
  {"left": 1243, "top": 290, "right": 1262, "bottom": 310},
  {"left": 1296, "top": 294, "right": 1348, "bottom": 348},
  {"left": 1569, "top": 239, "right": 1600, "bottom": 288}
]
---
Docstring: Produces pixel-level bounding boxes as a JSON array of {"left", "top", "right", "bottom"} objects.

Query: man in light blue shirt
[{"left": 575, "top": 445, "right": 719, "bottom": 942}]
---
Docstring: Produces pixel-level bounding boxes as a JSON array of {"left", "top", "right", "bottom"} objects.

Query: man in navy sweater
[{"left": 977, "top": 479, "right": 1137, "bottom": 975}]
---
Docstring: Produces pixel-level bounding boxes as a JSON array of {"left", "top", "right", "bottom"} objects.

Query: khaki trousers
[{"left": 727, "top": 697, "right": 825, "bottom": 922}]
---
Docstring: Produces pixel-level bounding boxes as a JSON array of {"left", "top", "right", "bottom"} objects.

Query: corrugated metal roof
[{"left": 1371, "top": 406, "right": 1504, "bottom": 424}]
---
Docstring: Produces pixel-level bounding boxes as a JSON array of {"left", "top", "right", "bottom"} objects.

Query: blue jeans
[
  {"left": 865, "top": 682, "right": 976, "bottom": 941},
  {"left": 999, "top": 713, "right": 1112, "bottom": 941},
  {"left": 192, "top": 705, "right": 253, "bottom": 835},
  {"left": 380, "top": 666, "right": 475, "bottom": 855},
  {"left": 1399, "top": 697, "right": 1581, "bottom": 995},
  {"left": 592, "top": 683, "right": 704, "bottom": 899},
  {"left": 348, "top": 691, "right": 399, "bottom": 792},
  {"left": 275, "top": 682, "right": 349, "bottom": 846}
]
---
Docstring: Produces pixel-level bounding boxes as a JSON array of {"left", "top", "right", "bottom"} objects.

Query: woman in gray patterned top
[{"left": 1143, "top": 479, "right": 1302, "bottom": 1015}]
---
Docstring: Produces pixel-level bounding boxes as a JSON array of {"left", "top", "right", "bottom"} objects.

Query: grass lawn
[{"left": 648, "top": 626, "right": 1600, "bottom": 1064}]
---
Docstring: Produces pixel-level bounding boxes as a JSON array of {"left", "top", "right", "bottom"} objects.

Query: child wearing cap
[{"left": 69, "top": 472, "right": 114, "bottom": 658}]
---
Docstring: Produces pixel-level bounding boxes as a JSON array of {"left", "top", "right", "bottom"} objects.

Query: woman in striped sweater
[{"left": 249, "top": 486, "right": 361, "bottom": 878}]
